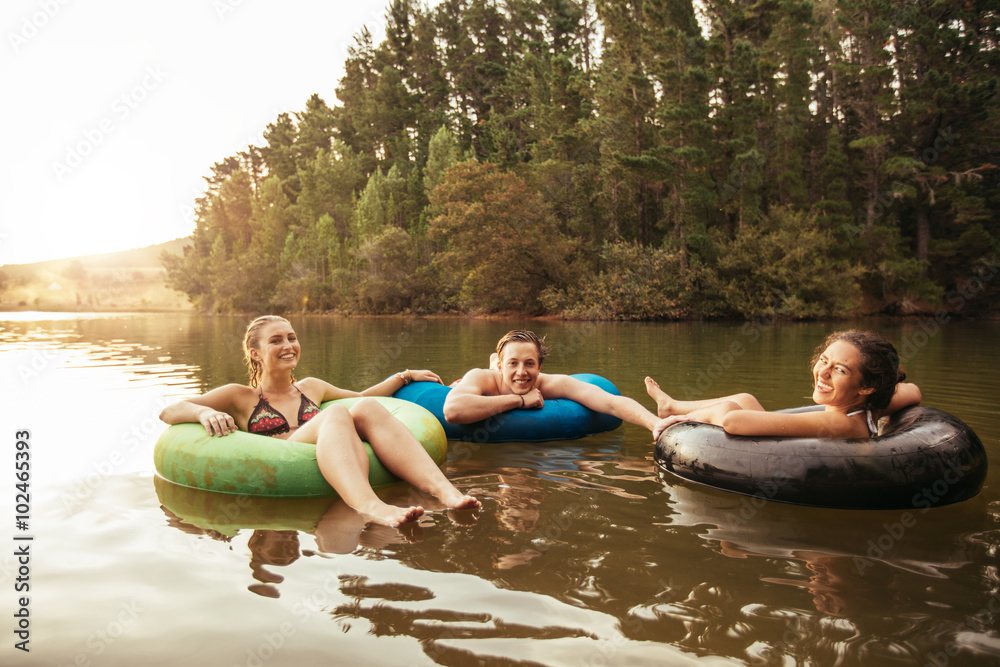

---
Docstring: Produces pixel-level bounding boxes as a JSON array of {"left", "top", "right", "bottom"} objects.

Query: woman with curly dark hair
[{"left": 646, "top": 330, "right": 922, "bottom": 441}]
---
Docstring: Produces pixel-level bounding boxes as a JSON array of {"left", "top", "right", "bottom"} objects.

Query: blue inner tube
[
  {"left": 393, "top": 373, "right": 623, "bottom": 443},
  {"left": 654, "top": 405, "right": 987, "bottom": 510}
]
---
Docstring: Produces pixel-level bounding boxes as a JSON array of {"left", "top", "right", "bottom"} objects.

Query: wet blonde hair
[{"left": 243, "top": 315, "right": 292, "bottom": 387}]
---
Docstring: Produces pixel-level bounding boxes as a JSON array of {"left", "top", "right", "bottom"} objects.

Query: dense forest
[{"left": 163, "top": 0, "right": 1000, "bottom": 319}]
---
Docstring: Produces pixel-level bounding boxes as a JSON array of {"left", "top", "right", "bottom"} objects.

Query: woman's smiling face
[
  {"left": 812, "top": 339, "right": 873, "bottom": 409},
  {"left": 496, "top": 341, "right": 541, "bottom": 395},
  {"left": 254, "top": 320, "right": 300, "bottom": 372}
]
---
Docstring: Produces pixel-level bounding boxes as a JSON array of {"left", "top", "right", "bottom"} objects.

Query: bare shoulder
[
  {"left": 296, "top": 376, "right": 351, "bottom": 402},
  {"left": 204, "top": 382, "right": 254, "bottom": 400},
  {"left": 452, "top": 368, "right": 497, "bottom": 395},
  {"left": 295, "top": 376, "right": 324, "bottom": 398},
  {"left": 296, "top": 377, "right": 328, "bottom": 392},
  {"left": 190, "top": 382, "right": 256, "bottom": 413}
]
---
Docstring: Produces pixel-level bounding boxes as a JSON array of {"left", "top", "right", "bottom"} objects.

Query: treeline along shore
[{"left": 162, "top": 0, "right": 1000, "bottom": 320}]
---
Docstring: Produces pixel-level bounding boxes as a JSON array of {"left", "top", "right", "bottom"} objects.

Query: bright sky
[{"left": 0, "top": 0, "right": 417, "bottom": 266}]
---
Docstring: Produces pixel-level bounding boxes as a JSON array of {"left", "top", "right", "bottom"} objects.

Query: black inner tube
[{"left": 654, "top": 406, "right": 988, "bottom": 510}]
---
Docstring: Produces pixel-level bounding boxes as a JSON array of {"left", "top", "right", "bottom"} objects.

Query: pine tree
[
  {"left": 641, "top": 0, "right": 714, "bottom": 255},
  {"left": 592, "top": 0, "right": 660, "bottom": 243},
  {"left": 763, "top": 0, "right": 818, "bottom": 208},
  {"left": 293, "top": 94, "right": 336, "bottom": 173},
  {"left": 334, "top": 27, "right": 381, "bottom": 176},
  {"left": 882, "top": 0, "right": 999, "bottom": 267},
  {"left": 815, "top": 125, "right": 854, "bottom": 238},
  {"left": 260, "top": 113, "right": 300, "bottom": 196},
  {"left": 701, "top": 0, "right": 773, "bottom": 231}
]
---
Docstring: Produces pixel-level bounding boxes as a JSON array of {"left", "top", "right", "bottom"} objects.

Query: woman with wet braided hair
[
  {"left": 161, "top": 315, "right": 480, "bottom": 527},
  {"left": 647, "top": 329, "right": 922, "bottom": 441}
]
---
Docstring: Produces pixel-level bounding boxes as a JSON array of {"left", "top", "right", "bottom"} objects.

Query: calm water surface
[{"left": 1, "top": 313, "right": 998, "bottom": 666}]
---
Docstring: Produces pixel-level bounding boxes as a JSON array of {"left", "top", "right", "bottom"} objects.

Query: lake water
[{"left": 1, "top": 312, "right": 998, "bottom": 666}]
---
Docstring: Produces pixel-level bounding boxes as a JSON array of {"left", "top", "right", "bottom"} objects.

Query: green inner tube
[{"left": 153, "top": 397, "right": 447, "bottom": 497}]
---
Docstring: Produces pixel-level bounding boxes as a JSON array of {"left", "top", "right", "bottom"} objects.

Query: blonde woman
[{"left": 160, "top": 315, "right": 480, "bottom": 527}]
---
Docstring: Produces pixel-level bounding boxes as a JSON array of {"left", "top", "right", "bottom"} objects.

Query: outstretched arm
[
  {"left": 442, "top": 369, "right": 525, "bottom": 423},
  {"left": 652, "top": 404, "right": 863, "bottom": 441},
  {"left": 544, "top": 375, "right": 661, "bottom": 432},
  {"left": 303, "top": 370, "right": 444, "bottom": 403},
  {"left": 359, "top": 369, "right": 443, "bottom": 397}
]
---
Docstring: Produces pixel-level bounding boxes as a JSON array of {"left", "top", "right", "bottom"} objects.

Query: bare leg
[
  {"left": 289, "top": 405, "right": 425, "bottom": 527},
  {"left": 645, "top": 377, "right": 764, "bottom": 418},
  {"left": 349, "top": 398, "right": 480, "bottom": 510}
]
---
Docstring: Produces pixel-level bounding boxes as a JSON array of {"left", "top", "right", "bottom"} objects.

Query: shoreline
[{"left": 2, "top": 306, "right": 996, "bottom": 322}]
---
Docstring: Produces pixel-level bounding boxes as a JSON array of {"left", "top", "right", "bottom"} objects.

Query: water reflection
[
  {"left": 145, "top": 426, "right": 1000, "bottom": 665},
  {"left": 642, "top": 474, "right": 1000, "bottom": 665},
  {"left": 660, "top": 473, "right": 990, "bottom": 578},
  {"left": 155, "top": 477, "right": 430, "bottom": 596}
]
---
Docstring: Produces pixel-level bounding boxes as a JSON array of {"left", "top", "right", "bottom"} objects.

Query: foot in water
[
  {"left": 358, "top": 500, "right": 425, "bottom": 528},
  {"left": 438, "top": 488, "right": 482, "bottom": 511},
  {"left": 645, "top": 376, "right": 675, "bottom": 418}
]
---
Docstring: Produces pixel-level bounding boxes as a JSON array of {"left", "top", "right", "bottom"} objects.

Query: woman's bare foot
[
  {"left": 439, "top": 488, "right": 482, "bottom": 510},
  {"left": 645, "top": 377, "right": 676, "bottom": 418},
  {"left": 425, "top": 480, "right": 482, "bottom": 510},
  {"left": 357, "top": 500, "right": 425, "bottom": 528},
  {"left": 421, "top": 476, "right": 482, "bottom": 510}
]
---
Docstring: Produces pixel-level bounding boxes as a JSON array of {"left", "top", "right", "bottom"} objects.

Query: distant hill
[
  {"left": 0, "top": 238, "right": 194, "bottom": 311},
  {"left": 1, "top": 237, "right": 191, "bottom": 276}
]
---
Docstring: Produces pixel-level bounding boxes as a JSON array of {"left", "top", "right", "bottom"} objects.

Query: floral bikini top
[{"left": 247, "top": 387, "right": 321, "bottom": 437}]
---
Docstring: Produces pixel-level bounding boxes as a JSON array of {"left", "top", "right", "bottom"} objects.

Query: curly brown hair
[{"left": 810, "top": 330, "right": 906, "bottom": 410}]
